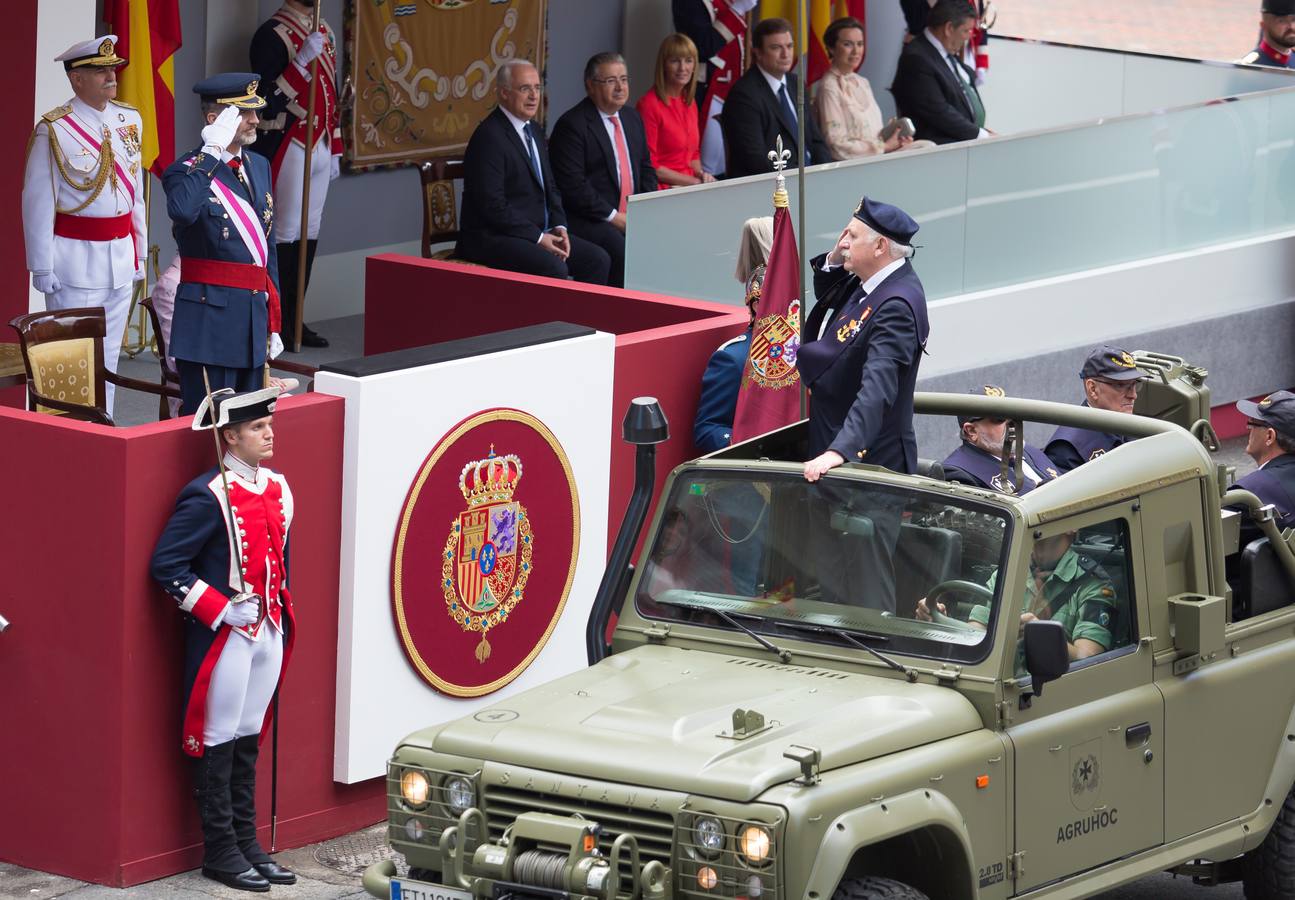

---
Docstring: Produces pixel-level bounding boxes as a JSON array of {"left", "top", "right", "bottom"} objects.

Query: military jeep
[{"left": 363, "top": 373, "right": 1295, "bottom": 900}]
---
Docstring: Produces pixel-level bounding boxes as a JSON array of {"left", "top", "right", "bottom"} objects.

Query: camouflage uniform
[{"left": 971, "top": 547, "right": 1117, "bottom": 651}]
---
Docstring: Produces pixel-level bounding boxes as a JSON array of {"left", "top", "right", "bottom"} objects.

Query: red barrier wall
[
  {"left": 364, "top": 256, "right": 750, "bottom": 553},
  {"left": 0, "top": 394, "right": 383, "bottom": 886}
]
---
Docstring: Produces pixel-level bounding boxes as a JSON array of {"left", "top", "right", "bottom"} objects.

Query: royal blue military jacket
[
  {"left": 163, "top": 146, "right": 279, "bottom": 370},
  {"left": 943, "top": 441, "right": 1059, "bottom": 495},
  {"left": 694, "top": 332, "right": 749, "bottom": 453},
  {"left": 798, "top": 255, "right": 930, "bottom": 473},
  {"left": 1046, "top": 405, "right": 1130, "bottom": 473}
]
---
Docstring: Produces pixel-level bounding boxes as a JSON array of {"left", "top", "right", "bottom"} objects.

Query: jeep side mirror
[{"left": 1023, "top": 620, "right": 1069, "bottom": 697}]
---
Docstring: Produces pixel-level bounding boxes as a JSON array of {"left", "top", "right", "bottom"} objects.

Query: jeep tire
[
  {"left": 1244, "top": 788, "right": 1295, "bottom": 899},
  {"left": 832, "top": 876, "right": 930, "bottom": 900}
]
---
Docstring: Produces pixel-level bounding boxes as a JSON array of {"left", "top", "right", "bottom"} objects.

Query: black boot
[
  {"left": 231, "top": 734, "right": 297, "bottom": 885},
  {"left": 275, "top": 240, "right": 301, "bottom": 351},
  {"left": 193, "top": 740, "right": 270, "bottom": 892},
  {"left": 298, "top": 238, "right": 328, "bottom": 348}
]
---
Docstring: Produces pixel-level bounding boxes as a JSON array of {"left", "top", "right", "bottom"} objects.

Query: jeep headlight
[
  {"left": 400, "top": 770, "right": 431, "bottom": 809},
  {"left": 693, "top": 816, "right": 724, "bottom": 859},
  {"left": 443, "top": 775, "right": 475, "bottom": 815},
  {"left": 738, "top": 824, "right": 772, "bottom": 865}
]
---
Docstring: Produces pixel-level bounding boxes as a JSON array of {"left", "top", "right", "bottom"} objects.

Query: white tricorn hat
[{"left": 191, "top": 386, "right": 280, "bottom": 431}]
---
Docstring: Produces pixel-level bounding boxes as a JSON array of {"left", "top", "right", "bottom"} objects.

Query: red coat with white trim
[
  {"left": 249, "top": 4, "right": 341, "bottom": 179},
  {"left": 150, "top": 461, "right": 296, "bottom": 757}
]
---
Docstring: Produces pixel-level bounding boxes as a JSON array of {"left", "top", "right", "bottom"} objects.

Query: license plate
[{"left": 390, "top": 877, "right": 472, "bottom": 900}]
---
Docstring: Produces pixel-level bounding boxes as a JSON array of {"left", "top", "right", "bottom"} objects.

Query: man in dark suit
[
  {"left": 550, "top": 52, "right": 658, "bottom": 289},
  {"left": 720, "top": 17, "right": 830, "bottom": 179},
  {"left": 891, "top": 0, "right": 989, "bottom": 145},
  {"left": 456, "top": 60, "right": 611, "bottom": 285},
  {"left": 163, "top": 73, "right": 281, "bottom": 415},
  {"left": 796, "top": 197, "right": 929, "bottom": 613}
]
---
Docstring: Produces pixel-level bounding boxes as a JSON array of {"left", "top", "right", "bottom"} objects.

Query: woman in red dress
[{"left": 637, "top": 33, "right": 717, "bottom": 189}]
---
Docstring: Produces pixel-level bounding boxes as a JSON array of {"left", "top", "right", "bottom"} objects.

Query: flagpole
[
  {"left": 292, "top": 0, "right": 323, "bottom": 353},
  {"left": 795, "top": 0, "right": 808, "bottom": 418}
]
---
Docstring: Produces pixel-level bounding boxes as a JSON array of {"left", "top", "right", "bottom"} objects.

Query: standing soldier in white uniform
[
  {"left": 22, "top": 36, "right": 147, "bottom": 412},
  {"left": 250, "top": 0, "right": 341, "bottom": 349}
]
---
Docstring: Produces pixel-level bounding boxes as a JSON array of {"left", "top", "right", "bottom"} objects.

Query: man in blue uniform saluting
[{"left": 163, "top": 73, "right": 280, "bottom": 414}]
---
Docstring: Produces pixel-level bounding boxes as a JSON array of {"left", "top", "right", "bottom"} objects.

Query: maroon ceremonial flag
[{"left": 730, "top": 193, "right": 802, "bottom": 444}]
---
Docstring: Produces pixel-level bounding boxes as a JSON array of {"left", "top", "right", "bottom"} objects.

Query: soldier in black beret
[
  {"left": 1238, "top": 0, "right": 1295, "bottom": 68},
  {"left": 1045, "top": 345, "right": 1150, "bottom": 473}
]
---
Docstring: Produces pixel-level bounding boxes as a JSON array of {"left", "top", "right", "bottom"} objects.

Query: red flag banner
[
  {"left": 731, "top": 196, "right": 802, "bottom": 444},
  {"left": 106, "top": 0, "right": 182, "bottom": 177},
  {"left": 758, "top": 0, "right": 866, "bottom": 87}
]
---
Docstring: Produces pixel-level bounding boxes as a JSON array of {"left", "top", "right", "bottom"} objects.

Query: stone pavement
[{"left": 996, "top": 0, "right": 1257, "bottom": 63}]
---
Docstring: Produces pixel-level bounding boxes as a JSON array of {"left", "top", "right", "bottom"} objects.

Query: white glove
[
  {"left": 223, "top": 594, "right": 261, "bottom": 628},
  {"left": 269, "top": 331, "right": 284, "bottom": 359},
  {"left": 330, "top": 155, "right": 341, "bottom": 182},
  {"left": 31, "top": 271, "right": 61, "bottom": 294},
  {"left": 294, "top": 30, "right": 326, "bottom": 67},
  {"left": 730, "top": 0, "right": 759, "bottom": 14},
  {"left": 133, "top": 263, "right": 147, "bottom": 284},
  {"left": 201, "top": 106, "right": 241, "bottom": 155}
]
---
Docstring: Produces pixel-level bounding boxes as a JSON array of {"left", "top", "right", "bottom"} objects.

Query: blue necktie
[
  {"left": 524, "top": 125, "right": 549, "bottom": 231},
  {"left": 778, "top": 83, "right": 810, "bottom": 164}
]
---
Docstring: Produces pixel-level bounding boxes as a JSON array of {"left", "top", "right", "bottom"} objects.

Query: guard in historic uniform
[
  {"left": 163, "top": 74, "right": 280, "bottom": 415},
  {"left": 693, "top": 266, "right": 764, "bottom": 453},
  {"left": 1238, "top": 0, "right": 1295, "bottom": 68},
  {"left": 943, "top": 385, "right": 1059, "bottom": 495},
  {"left": 22, "top": 36, "right": 146, "bottom": 413},
  {"left": 1045, "top": 344, "right": 1150, "bottom": 473},
  {"left": 250, "top": 0, "right": 341, "bottom": 349},
  {"left": 150, "top": 386, "right": 296, "bottom": 892}
]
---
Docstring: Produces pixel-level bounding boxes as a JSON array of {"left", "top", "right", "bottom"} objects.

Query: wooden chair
[
  {"left": 420, "top": 158, "right": 465, "bottom": 259},
  {"left": 9, "top": 306, "right": 179, "bottom": 426},
  {"left": 139, "top": 295, "right": 181, "bottom": 420}
]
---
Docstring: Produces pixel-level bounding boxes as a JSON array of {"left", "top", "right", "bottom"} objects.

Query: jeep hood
[{"left": 416, "top": 645, "right": 982, "bottom": 802}]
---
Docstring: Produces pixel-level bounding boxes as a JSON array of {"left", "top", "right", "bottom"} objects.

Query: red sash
[
  {"left": 180, "top": 257, "right": 282, "bottom": 333},
  {"left": 54, "top": 212, "right": 131, "bottom": 240}
]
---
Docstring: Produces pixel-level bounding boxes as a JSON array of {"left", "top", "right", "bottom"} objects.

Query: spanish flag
[
  {"left": 758, "top": 0, "right": 866, "bottom": 87},
  {"left": 106, "top": 0, "right": 182, "bottom": 177}
]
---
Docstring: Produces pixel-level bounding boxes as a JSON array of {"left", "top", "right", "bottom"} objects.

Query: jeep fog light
[
  {"left": 694, "top": 816, "right": 724, "bottom": 858},
  {"left": 444, "top": 775, "right": 474, "bottom": 814},
  {"left": 738, "top": 824, "right": 772, "bottom": 865},
  {"left": 697, "top": 866, "right": 719, "bottom": 890},
  {"left": 401, "top": 770, "right": 431, "bottom": 808},
  {"left": 404, "top": 817, "right": 425, "bottom": 841}
]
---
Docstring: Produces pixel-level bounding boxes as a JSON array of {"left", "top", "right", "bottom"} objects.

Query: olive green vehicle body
[{"left": 364, "top": 384, "right": 1295, "bottom": 900}]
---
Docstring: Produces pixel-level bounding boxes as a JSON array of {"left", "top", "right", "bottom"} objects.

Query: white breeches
[
  {"left": 204, "top": 626, "right": 284, "bottom": 746},
  {"left": 44, "top": 281, "right": 132, "bottom": 413},
  {"left": 272, "top": 137, "right": 331, "bottom": 243}
]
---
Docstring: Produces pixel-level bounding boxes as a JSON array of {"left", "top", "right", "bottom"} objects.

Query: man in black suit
[
  {"left": 720, "top": 17, "right": 830, "bottom": 179},
  {"left": 456, "top": 60, "right": 611, "bottom": 285},
  {"left": 550, "top": 52, "right": 658, "bottom": 289},
  {"left": 891, "top": 0, "right": 990, "bottom": 145}
]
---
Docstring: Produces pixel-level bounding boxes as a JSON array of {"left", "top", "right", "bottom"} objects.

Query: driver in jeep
[{"left": 915, "top": 530, "right": 1116, "bottom": 660}]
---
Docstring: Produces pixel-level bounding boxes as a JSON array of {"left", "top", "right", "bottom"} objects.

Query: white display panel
[{"left": 317, "top": 331, "right": 616, "bottom": 783}]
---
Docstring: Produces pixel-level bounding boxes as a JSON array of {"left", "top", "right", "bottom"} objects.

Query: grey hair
[
  {"left": 497, "top": 58, "right": 537, "bottom": 90},
  {"left": 1276, "top": 430, "right": 1295, "bottom": 454},
  {"left": 583, "top": 52, "right": 625, "bottom": 83},
  {"left": 859, "top": 223, "right": 915, "bottom": 260},
  {"left": 201, "top": 101, "right": 223, "bottom": 118}
]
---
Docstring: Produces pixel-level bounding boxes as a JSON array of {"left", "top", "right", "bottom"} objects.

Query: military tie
[
  {"left": 523, "top": 125, "right": 550, "bottom": 231},
  {"left": 227, "top": 156, "right": 251, "bottom": 197},
  {"left": 947, "top": 54, "right": 986, "bottom": 128}
]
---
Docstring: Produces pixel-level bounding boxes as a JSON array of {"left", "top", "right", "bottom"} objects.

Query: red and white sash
[
  {"left": 209, "top": 176, "right": 269, "bottom": 268},
  {"left": 55, "top": 114, "right": 136, "bottom": 206}
]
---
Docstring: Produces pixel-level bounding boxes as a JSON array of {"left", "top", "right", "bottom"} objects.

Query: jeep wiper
[
  {"left": 773, "top": 621, "right": 917, "bottom": 682},
  {"left": 652, "top": 597, "right": 791, "bottom": 663}
]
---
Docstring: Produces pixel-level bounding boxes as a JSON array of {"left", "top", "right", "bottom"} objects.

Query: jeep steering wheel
[{"left": 925, "top": 579, "right": 994, "bottom": 609}]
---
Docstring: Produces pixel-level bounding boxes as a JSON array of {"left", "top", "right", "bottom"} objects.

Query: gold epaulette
[
  {"left": 41, "top": 104, "right": 72, "bottom": 123},
  {"left": 109, "top": 98, "right": 137, "bottom": 111}
]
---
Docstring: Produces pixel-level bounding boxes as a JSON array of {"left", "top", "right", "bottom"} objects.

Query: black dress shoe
[
  {"left": 253, "top": 861, "right": 297, "bottom": 885},
  {"left": 201, "top": 866, "right": 271, "bottom": 892},
  {"left": 301, "top": 326, "right": 329, "bottom": 348}
]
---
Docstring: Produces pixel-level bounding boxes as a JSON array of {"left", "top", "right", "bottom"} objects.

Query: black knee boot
[
  {"left": 275, "top": 240, "right": 301, "bottom": 345},
  {"left": 193, "top": 740, "right": 269, "bottom": 891},
  {"left": 231, "top": 734, "right": 297, "bottom": 884}
]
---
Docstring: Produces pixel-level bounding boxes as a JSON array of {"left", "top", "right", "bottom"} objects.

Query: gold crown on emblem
[
  {"left": 458, "top": 445, "right": 523, "bottom": 507},
  {"left": 99, "top": 38, "right": 114, "bottom": 56}
]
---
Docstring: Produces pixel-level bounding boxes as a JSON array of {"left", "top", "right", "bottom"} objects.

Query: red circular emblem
[{"left": 392, "top": 408, "right": 580, "bottom": 697}]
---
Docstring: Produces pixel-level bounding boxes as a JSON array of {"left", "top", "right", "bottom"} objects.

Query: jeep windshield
[{"left": 635, "top": 467, "right": 1012, "bottom": 665}]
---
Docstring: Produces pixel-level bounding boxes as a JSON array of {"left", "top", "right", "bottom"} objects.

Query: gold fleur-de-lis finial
[{"left": 768, "top": 136, "right": 791, "bottom": 209}]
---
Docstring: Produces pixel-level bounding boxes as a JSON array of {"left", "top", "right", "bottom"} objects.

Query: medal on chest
[{"left": 836, "top": 304, "right": 872, "bottom": 343}]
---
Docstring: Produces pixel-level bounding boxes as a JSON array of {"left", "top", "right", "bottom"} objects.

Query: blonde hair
[{"left": 652, "top": 33, "right": 699, "bottom": 105}]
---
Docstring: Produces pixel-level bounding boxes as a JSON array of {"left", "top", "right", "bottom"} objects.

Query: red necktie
[{"left": 610, "top": 115, "right": 633, "bottom": 214}]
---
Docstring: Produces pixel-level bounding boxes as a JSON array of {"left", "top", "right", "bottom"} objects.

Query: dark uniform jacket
[
  {"left": 798, "top": 254, "right": 929, "bottom": 473},
  {"left": 694, "top": 332, "right": 749, "bottom": 453},
  {"left": 891, "top": 33, "right": 984, "bottom": 145},
  {"left": 163, "top": 147, "right": 279, "bottom": 369},
  {"left": 1232, "top": 454, "right": 1295, "bottom": 531},
  {"left": 1045, "top": 406, "right": 1129, "bottom": 473},
  {"left": 721, "top": 67, "right": 830, "bottom": 178},
  {"left": 943, "top": 441, "right": 1059, "bottom": 495},
  {"left": 550, "top": 97, "right": 657, "bottom": 224},
  {"left": 248, "top": 9, "right": 342, "bottom": 172},
  {"left": 458, "top": 108, "right": 567, "bottom": 249},
  {"left": 1238, "top": 41, "right": 1295, "bottom": 68},
  {"left": 150, "top": 464, "right": 296, "bottom": 757}
]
